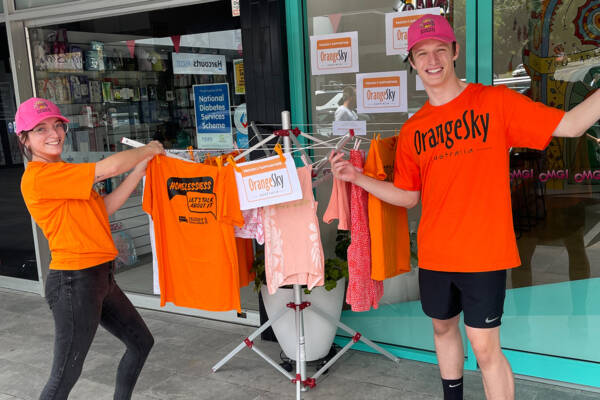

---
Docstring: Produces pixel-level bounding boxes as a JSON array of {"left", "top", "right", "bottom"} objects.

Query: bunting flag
[
  {"left": 126, "top": 40, "right": 136, "bottom": 58},
  {"left": 328, "top": 14, "right": 342, "bottom": 33},
  {"left": 171, "top": 35, "right": 181, "bottom": 53}
]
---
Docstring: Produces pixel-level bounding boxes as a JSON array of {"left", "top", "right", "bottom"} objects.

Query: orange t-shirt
[
  {"left": 143, "top": 155, "right": 244, "bottom": 311},
  {"left": 394, "top": 83, "right": 565, "bottom": 272},
  {"left": 20, "top": 161, "right": 118, "bottom": 270},
  {"left": 364, "top": 136, "right": 411, "bottom": 280}
]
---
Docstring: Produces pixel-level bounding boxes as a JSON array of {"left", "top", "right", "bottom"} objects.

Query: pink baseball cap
[
  {"left": 15, "top": 97, "right": 69, "bottom": 134},
  {"left": 407, "top": 14, "right": 456, "bottom": 52}
]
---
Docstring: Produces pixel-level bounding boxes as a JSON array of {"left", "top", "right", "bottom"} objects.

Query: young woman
[{"left": 15, "top": 97, "right": 164, "bottom": 400}]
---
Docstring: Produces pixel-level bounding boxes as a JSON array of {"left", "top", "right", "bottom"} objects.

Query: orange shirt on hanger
[
  {"left": 364, "top": 136, "right": 411, "bottom": 280},
  {"left": 143, "top": 155, "right": 245, "bottom": 311}
]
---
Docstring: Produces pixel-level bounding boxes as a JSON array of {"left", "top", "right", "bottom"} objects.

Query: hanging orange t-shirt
[
  {"left": 20, "top": 161, "right": 118, "bottom": 270},
  {"left": 394, "top": 83, "right": 565, "bottom": 272},
  {"left": 364, "top": 136, "right": 411, "bottom": 280},
  {"left": 143, "top": 155, "right": 245, "bottom": 311}
]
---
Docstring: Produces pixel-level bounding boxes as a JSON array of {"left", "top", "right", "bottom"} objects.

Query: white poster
[
  {"left": 310, "top": 31, "right": 359, "bottom": 75},
  {"left": 332, "top": 120, "right": 367, "bottom": 136},
  {"left": 385, "top": 8, "right": 441, "bottom": 56},
  {"left": 172, "top": 53, "right": 227, "bottom": 75},
  {"left": 234, "top": 153, "right": 302, "bottom": 210},
  {"left": 356, "top": 71, "right": 407, "bottom": 114}
]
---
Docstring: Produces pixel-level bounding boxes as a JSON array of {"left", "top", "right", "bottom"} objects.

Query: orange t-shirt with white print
[
  {"left": 394, "top": 83, "right": 565, "bottom": 272},
  {"left": 20, "top": 161, "right": 118, "bottom": 270},
  {"left": 143, "top": 155, "right": 245, "bottom": 312},
  {"left": 364, "top": 136, "right": 411, "bottom": 280}
]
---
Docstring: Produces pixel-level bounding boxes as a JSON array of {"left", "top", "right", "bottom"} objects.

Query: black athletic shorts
[{"left": 418, "top": 268, "right": 507, "bottom": 328}]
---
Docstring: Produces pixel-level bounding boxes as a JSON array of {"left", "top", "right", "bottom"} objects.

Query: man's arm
[
  {"left": 553, "top": 89, "right": 600, "bottom": 138},
  {"left": 329, "top": 152, "right": 420, "bottom": 208}
]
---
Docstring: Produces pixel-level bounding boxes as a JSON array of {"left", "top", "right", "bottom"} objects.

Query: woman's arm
[
  {"left": 94, "top": 141, "right": 164, "bottom": 183},
  {"left": 103, "top": 159, "right": 149, "bottom": 216}
]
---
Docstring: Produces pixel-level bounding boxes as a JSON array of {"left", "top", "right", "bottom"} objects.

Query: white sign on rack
[
  {"left": 385, "top": 8, "right": 441, "bottom": 56},
  {"left": 332, "top": 120, "right": 367, "bottom": 136},
  {"left": 310, "top": 31, "right": 359, "bottom": 75},
  {"left": 356, "top": 71, "right": 407, "bottom": 114},
  {"left": 233, "top": 153, "right": 302, "bottom": 210},
  {"left": 172, "top": 53, "right": 227, "bottom": 75}
]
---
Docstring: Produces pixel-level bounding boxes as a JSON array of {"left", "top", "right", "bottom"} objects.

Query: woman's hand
[{"left": 144, "top": 140, "right": 165, "bottom": 158}]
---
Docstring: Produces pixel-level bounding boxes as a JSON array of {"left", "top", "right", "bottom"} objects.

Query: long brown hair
[{"left": 16, "top": 131, "right": 32, "bottom": 161}]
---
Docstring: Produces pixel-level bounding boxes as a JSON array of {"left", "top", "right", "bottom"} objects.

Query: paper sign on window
[
  {"left": 385, "top": 8, "right": 441, "bottom": 56},
  {"left": 310, "top": 32, "right": 359, "bottom": 75},
  {"left": 356, "top": 71, "right": 408, "bottom": 114},
  {"left": 234, "top": 153, "right": 302, "bottom": 210}
]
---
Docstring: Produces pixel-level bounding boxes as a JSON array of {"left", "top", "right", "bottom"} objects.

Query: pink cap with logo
[
  {"left": 407, "top": 14, "right": 456, "bottom": 52},
  {"left": 15, "top": 97, "right": 69, "bottom": 134}
]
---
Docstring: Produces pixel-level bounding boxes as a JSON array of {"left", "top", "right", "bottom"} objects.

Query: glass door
[{"left": 0, "top": 23, "right": 39, "bottom": 287}]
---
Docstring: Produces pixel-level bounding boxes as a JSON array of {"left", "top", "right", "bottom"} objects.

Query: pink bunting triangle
[
  {"left": 126, "top": 40, "right": 135, "bottom": 58},
  {"left": 328, "top": 14, "right": 342, "bottom": 33}
]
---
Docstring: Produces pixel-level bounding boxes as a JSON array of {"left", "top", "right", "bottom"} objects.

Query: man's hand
[
  {"left": 144, "top": 140, "right": 165, "bottom": 158},
  {"left": 329, "top": 151, "right": 361, "bottom": 183}
]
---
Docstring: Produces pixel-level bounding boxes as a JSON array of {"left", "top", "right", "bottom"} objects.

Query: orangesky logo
[
  {"left": 316, "top": 37, "right": 352, "bottom": 70},
  {"left": 363, "top": 76, "right": 400, "bottom": 108}
]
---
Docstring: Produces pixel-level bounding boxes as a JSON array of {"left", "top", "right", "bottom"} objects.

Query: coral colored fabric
[
  {"left": 143, "top": 155, "right": 244, "bottom": 311},
  {"left": 364, "top": 136, "right": 411, "bottom": 280},
  {"left": 262, "top": 166, "right": 324, "bottom": 295},
  {"left": 20, "top": 161, "right": 117, "bottom": 270},
  {"left": 346, "top": 150, "right": 384, "bottom": 311},
  {"left": 323, "top": 177, "right": 351, "bottom": 230},
  {"left": 394, "top": 83, "right": 565, "bottom": 272}
]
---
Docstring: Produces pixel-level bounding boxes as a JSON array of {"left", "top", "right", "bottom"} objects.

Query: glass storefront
[
  {"left": 494, "top": 0, "right": 600, "bottom": 371},
  {"left": 306, "top": 0, "right": 466, "bottom": 361},
  {"left": 26, "top": 2, "right": 257, "bottom": 312},
  {"left": 0, "top": 23, "right": 38, "bottom": 283}
]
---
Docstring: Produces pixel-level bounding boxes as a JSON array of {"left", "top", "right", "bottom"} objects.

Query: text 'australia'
[{"left": 413, "top": 110, "right": 490, "bottom": 155}]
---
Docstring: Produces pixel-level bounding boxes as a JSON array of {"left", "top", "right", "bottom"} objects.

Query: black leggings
[{"left": 40, "top": 262, "right": 154, "bottom": 400}]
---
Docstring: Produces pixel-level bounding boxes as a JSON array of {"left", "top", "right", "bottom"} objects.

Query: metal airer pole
[{"left": 281, "top": 110, "right": 308, "bottom": 399}]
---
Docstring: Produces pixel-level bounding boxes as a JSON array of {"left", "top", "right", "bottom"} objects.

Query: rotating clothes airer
[{"left": 211, "top": 111, "right": 400, "bottom": 400}]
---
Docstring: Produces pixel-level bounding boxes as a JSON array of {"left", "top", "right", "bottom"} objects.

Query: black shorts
[{"left": 418, "top": 268, "right": 507, "bottom": 328}]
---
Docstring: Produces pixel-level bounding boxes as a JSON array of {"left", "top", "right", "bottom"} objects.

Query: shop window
[
  {"left": 27, "top": 2, "right": 249, "bottom": 305},
  {"left": 493, "top": 0, "right": 600, "bottom": 365},
  {"left": 16, "top": 0, "right": 78, "bottom": 10}
]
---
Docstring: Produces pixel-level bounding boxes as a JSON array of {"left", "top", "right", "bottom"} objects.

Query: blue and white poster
[
  {"left": 193, "top": 83, "right": 233, "bottom": 149},
  {"left": 233, "top": 103, "right": 248, "bottom": 149}
]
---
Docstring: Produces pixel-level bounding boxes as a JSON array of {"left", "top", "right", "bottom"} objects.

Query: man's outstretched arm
[
  {"left": 329, "top": 151, "right": 420, "bottom": 208},
  {"left": 553, "top": 89, "right": 600, "bottom": 138}
]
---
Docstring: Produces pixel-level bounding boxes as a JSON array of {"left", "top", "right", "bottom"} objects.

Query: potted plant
[{"left": 252, "top": 232, "right": 349, "bottom": 362}]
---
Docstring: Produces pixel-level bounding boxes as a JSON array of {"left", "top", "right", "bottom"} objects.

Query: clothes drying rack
[
  {"left": 211, "top": 111, "right": 400, "bottom": 400},
  {"left": 122, "top": 111, "right": 401, "bottom": 400}
]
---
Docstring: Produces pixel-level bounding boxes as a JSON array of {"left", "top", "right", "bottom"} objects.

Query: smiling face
[
  {"left": 20, "top": 117, "right": 67, "bottom": 162},
  {"left": 409, "top": 39, "right": 459, "bottom": 90}
]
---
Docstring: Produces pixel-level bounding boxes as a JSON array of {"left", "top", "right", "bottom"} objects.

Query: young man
[{"left": 329, "top": 14, "right": 600, "bottom": 400}]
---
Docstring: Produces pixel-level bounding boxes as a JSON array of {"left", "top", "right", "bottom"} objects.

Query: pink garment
[
  {"left": 235, "top": 208, "right": 265, "bottom": 245},
  {"left": 346, "top": 150, "right": 384, "bottom": 312},
  {"left": 323, "top": 177, "right": 351, "bottom": 231},
  {"left": 262, "top": 166, "right": 324, "bottom": 295}
]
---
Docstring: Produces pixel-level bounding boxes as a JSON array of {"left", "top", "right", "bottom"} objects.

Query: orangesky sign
[
  {"left": 233, "top": 153, "right": 302, "bottom": 210},
  {"left": 356, "top": 71, "right": 407, "bottom": 114},
  {"left": 310, "top": 31, "right": 359, "bottom": 75}
]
